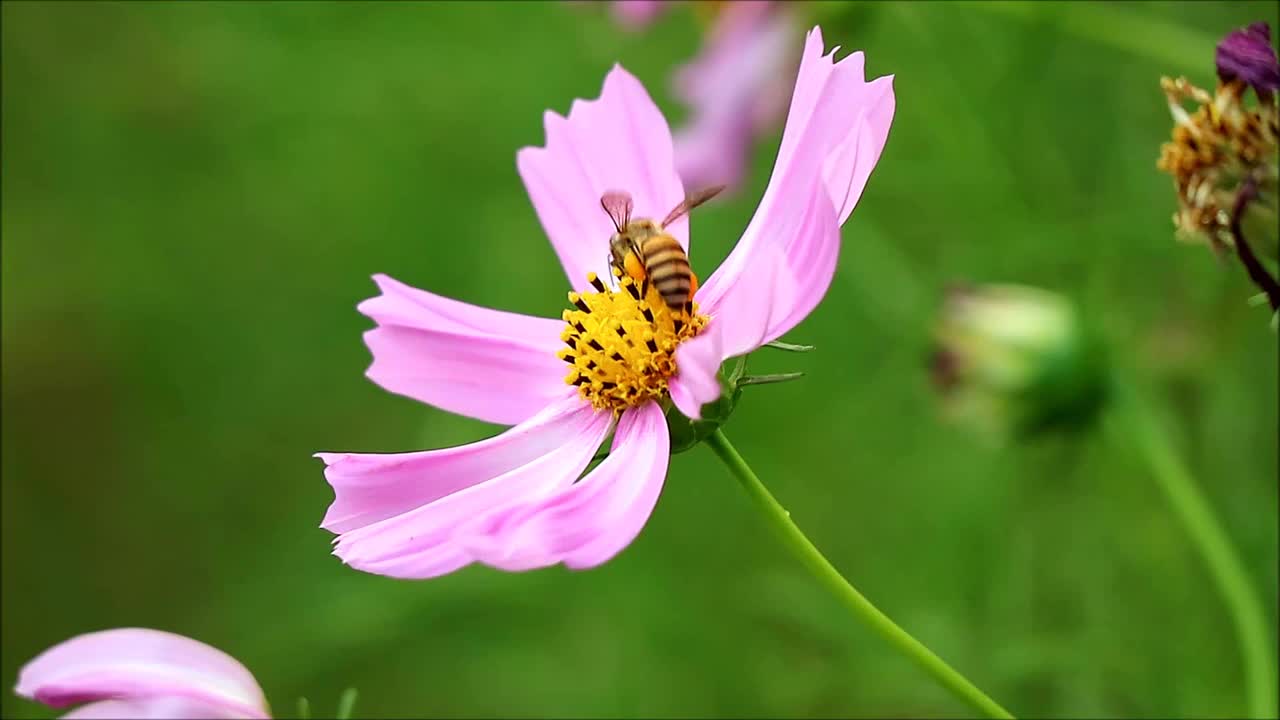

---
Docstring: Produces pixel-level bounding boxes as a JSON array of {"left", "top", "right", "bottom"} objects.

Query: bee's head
[
  {"left": 608, "top": 232, "right": 633, "bottom": 268},
  {"left": 608, "top": 220, "right": 662, "bottom": 273}
]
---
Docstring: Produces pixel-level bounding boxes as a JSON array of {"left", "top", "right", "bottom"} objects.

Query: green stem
[
  {"left": 1106, "top": 379, "right": 1277, "bottom": 719},
  {"left": 335, "top": 688, "right": 359, "bottom": 720},
  {"left": 705, "top": 429, "right": 1015, "bottom": 719}
]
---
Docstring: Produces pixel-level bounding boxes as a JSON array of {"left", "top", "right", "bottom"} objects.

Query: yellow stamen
[{"left": 559, "top": 269, "right": 708, "bottom": 412}]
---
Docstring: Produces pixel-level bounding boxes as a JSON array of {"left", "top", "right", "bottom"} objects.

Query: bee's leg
[{"left": 688, "top": 271, "right": 699, "bottom": 299}]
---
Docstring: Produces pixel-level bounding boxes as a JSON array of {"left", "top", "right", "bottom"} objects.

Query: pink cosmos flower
[
  {"left": 14, "top": 628, "right": 270, "bottom": 719},
  {"left": 316, "top": 26, "right": 895, "bottom": 579},
  {"left": 672, "top": 1, "right": 798, "bottom": 191}
]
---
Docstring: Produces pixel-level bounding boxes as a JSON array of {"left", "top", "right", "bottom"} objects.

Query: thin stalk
[
  {"left": 1231, "top": 180, "right": 1280, "bottom": 311},
  {"left": 705, "top": 429, "right": 1015, "bottom": 719},
  {"left": 1106, "top": 378, "right": 1277, "bottom": 719},
  {"left": 335, "top": 688, "right": 359, "bottom": 720}
]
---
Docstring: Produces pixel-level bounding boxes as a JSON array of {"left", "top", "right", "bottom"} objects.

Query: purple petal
[
  {"left": 357, "top": 274, "right": 567, "bottom": 426},
  {"left": 325, "top": 398, "right": 612, "bottom": 579},
  {"left": 1216, "top": 22, "right": 1279, "bottom": 97},
  {"left": 672, "top": 2, "right": 797, "bottom": 191},
  {"left": 15, "top": 629, "right": 268, "bottom": 719},
  {"left": 317, "top": 395, "right": 591, "bottom": 534},
  {"left": 464, "top": 401, "right": 669, "bottom": 570},
  {"left": 518, "top": 66, "right": 687, "bottom": 291}
]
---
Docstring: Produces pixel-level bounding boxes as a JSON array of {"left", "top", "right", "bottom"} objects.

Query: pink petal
[
  {"left": 363, "top": 326, "right": 568, "bottom": 427},
  {"left": 772, "top": 28, "right": 894, "bottom": 223},
  {"left": 318, "top": 395, "right": 589, "bottom": 534},
  {"left": 671, "top": 2, "right": 796, "bottom": 191},
  {"left": 518, "top": 66, "right": 687, "bottom": 292},
  {"left": 357, "top": 274, "right": 568, "bottom": 426},
  {"left": 669, "top": 175, "right": 834, "bottom": 410},
  {"left": 722, "top": 165, "right": 838, "bottom": 346},
  {"left": 696, "top": 26, "right": 895, "bottom": 348},
  {"left": 326, "top": 399, "right": 612, "bottom": 579},
  {"left": 824, "top": 77, "right": 896, "bottom": 225},
  {"left": 668, "top": 320, "right": 726, "bottom": 421},
  {"left": 15, "top": 629, "right": 268, "bottom": 720},
  {"left": 465, "top": 401, "right": 669, "bottom": 571},
  {"left": 63, "top": 697, "right": 253, "bottom": 719},
  {"left": 359, "top": 273, "right": 563, "bottom": 345}
]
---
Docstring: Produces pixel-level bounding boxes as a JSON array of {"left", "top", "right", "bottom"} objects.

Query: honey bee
[{"left": 600, "top": 185, "right": 725, "bottom": 312}]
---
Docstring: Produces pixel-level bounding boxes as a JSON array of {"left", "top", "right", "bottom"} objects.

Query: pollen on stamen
[{"left": 559, "top": 271, "right": 708, "bottom": 412}]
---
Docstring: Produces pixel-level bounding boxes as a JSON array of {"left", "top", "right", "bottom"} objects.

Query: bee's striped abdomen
[{"left": 640, "top": 234, "right": 693, "bottom": 310}]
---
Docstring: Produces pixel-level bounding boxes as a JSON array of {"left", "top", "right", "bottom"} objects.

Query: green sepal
[
  {"left": 666, "top": 360, "right": 746, "bottom": 454},
  {"left": 763, "top": 340, "right": 816, "bottom": 353},
  {"left": 738, "top": 371, "right": 806, "bottom": 386}
]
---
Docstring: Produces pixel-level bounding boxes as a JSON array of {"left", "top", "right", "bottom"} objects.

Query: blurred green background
[{"left": 3, "top": 1, "right": 1277, "bottom": 717}]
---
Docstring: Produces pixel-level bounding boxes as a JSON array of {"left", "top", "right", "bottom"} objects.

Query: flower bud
[{"left": 929, "top": 284, "right": 1108, "bottom": 441}]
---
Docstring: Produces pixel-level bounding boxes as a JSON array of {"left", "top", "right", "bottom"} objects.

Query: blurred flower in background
[
  {"left": 317, "top": 27, "right": 893, "bottom": 581},
  {"left": 670, "top": 1, "right": 798, "bottom": 192},
  {"left": 611, "top": 0, "right": 668, "bottom": 30},
  {"left": 1157, "top": 21, "right": 1279, "bottom": 312},
  {"left": 929, "top": 284, "right": 1108, "bottom": 442},
  {"left": 605, "top": 0, "right": 800, "bottom": 192},
  {"left": 15, "top": 628, "right": 271, "bottom": 719}
]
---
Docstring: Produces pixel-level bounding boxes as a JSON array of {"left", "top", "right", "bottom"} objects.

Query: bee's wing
[
  {"left": 660, "top": 185, "right": 727, "bottom": 228},
  {"left": 600, "top": 190, "right": 634, "bottom": 232}
]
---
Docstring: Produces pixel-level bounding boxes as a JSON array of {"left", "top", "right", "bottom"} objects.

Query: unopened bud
[{"left": 930, "top": 284, "right": 1108, "bottom": 441}]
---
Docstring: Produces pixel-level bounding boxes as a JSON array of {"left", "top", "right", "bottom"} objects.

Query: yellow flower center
[{"left": 559, "top": 270, "right": 708, "bottom": 412}]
